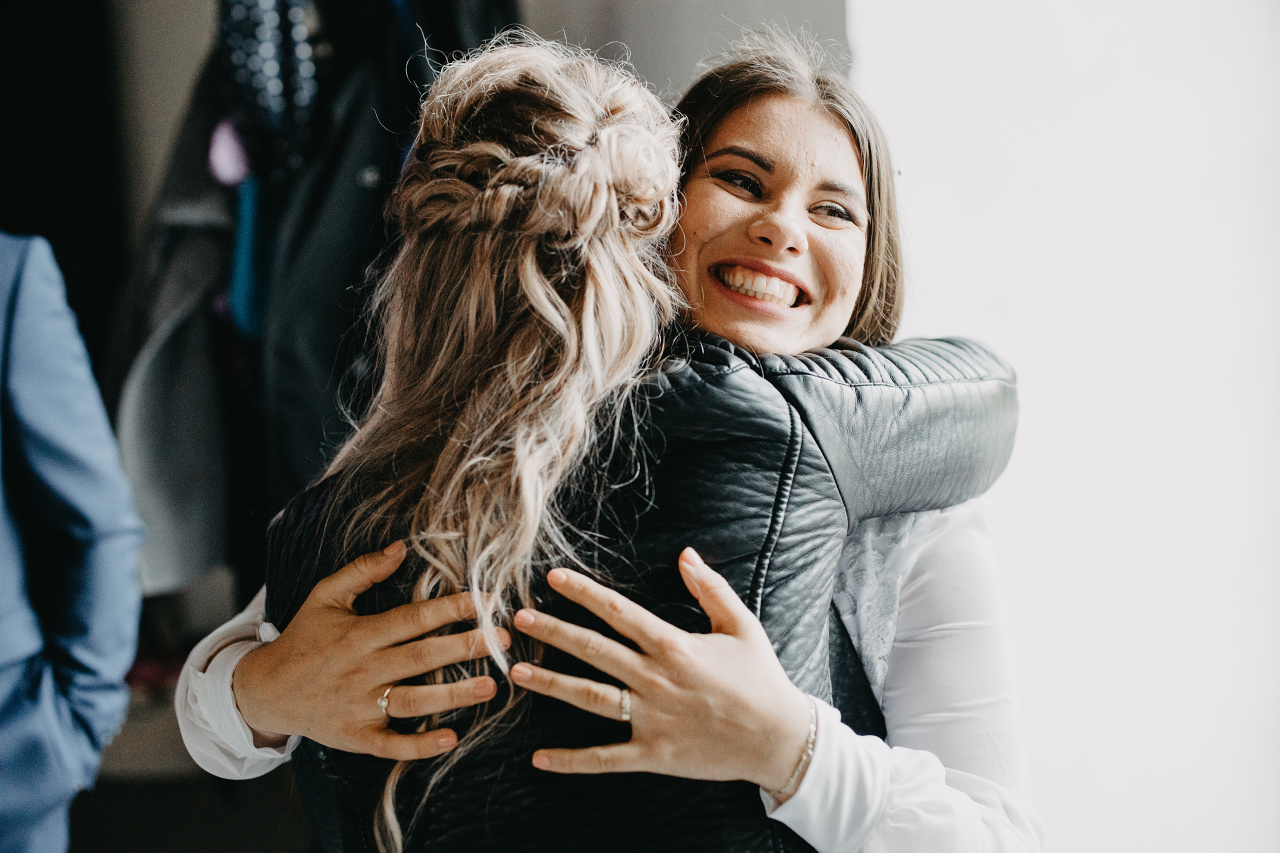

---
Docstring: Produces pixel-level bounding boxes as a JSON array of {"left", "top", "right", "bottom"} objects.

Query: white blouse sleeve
[
  {"left": 174, "top": 585, "right": 300, "bottom": 779},
  {"left": 763, "top": 500, "right": 1045, "bottom": 852}
]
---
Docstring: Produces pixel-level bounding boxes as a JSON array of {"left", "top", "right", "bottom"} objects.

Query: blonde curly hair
[{"left": 319, "top": 33, "right": 682, "bottom": 851}]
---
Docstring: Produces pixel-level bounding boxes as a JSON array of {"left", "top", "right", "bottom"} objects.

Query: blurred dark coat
[
  {"left": 0, "top": 234, "right": 142, "bottom": 849},
  {"left": 104, "top": 2, "right": 517, "bottom": 596}
]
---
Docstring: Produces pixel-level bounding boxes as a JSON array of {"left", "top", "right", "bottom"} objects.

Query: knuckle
[
  {"left": 444, "top": 593, "right": 473, "bottom": 622},
  {"left": 466, "top": 628, "right": 489, "bottom": 655},
  {"left": 602, "top": 594, "right": 628, "bottom": 621},
  {"left": 454, "top": 680, "right": 479, "bottom": 704},
  {"left": 585, "top": 682, "right": 613, "bottom": 709},
  {"left": 399, "top": 686, "right": 436, "bottom": 717},
  {"left": 527, "top": 667, "right": 553, "bottom": 690},
  {"left": 656, "top": 633, "right": 688, "bottom": 660},
  {"left": 413, "top": 639, "right": 440, "bottom": 668},
  {"left": 404, "top": 602, "right": 433, "bottom": 634},
  {"left": 582, "top": 631, "right": 606, "bottom": 658},
  {"left": 346, "top": 621, "right": 374, "bottom": 648},
  {"left": 412, "top": 601, "right": 442, "bottom": 635},
  {"left": 346, "top": 556, "right": 374, "bottom": 578},
  {"left": 637, "top": 671, "right": 667, "bottom": 695},
  {"left": 393, "top": 691, "right": 418, "bottom": 717},
  {"left": 653, "top": 737, "right": 677, "bottom": 765}
]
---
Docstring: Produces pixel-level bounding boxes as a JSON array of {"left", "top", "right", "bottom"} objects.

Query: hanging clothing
[{"left": 104, "top": 1, "right": 518, "bottom": 600}]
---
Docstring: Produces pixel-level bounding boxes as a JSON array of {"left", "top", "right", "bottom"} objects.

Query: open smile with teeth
[{"left": 714, "top": 265, "right": 803, "bottom": 308}]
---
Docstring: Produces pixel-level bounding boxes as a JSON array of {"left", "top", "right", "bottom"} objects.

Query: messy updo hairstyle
[
  {"left": 675, "top": 30, "right": 902, "bottom": 345},
  {"left": 321, "top": 35, "right": 681, "bottom": 851}
]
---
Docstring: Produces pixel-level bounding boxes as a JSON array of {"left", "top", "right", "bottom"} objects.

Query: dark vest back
[{"left": 266, "top": 332, "right": 1017, "bottom": 851}]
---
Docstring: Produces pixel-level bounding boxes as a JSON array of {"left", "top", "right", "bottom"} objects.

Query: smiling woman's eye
[
  {"left": 712, "top": 170, "right": 763, "bottom": 197},
  {"left": 813, "top": 203, "right": 862, "bottom": 227}
]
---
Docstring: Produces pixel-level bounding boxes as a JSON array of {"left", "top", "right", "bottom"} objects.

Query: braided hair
[{"left": 318, "top": 34, "right": 682, "bottom": 851}]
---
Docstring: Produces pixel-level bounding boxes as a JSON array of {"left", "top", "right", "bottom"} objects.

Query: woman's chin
[{"left": 693, "top": 314, "right": 806, "bottom": 356}]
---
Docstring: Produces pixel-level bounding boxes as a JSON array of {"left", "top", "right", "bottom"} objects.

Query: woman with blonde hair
[{"left": 179, "top": 31, "right": 1039, "bottom": 852}]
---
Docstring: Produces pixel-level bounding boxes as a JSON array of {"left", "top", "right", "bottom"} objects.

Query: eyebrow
[
  {"left": 704, "top": 145, "right": 773, "bottom": 172},
  {"left": 703, "top": 145, "right": 867, "bottom": 205}
]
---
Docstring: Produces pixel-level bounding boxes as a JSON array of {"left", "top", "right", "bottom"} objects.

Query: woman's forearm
[
  {"left": 764, "top": 701, "right": 1043, "bottom": 853},
  {"left": 174, "top": 586, "right": 298, "bottom": 779}
]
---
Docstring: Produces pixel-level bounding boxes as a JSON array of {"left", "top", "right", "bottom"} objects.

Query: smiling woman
[
  {"left": 674, "top": 95, "right": 871, "bottom": 353},
  {"left": 673, "top": 34, "right": 902, "bottom": 352}
]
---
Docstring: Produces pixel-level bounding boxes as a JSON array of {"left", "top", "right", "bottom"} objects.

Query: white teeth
[{"left": 716, "top": 266, "right": 800, "bottom": 308}]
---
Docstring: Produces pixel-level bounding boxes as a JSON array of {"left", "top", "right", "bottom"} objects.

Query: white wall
[
  {"left": 522, "top": 0, "right": 847, "bottom": 98},
  {"left": 847, "top": 2, "right": 1280, "bottom": 851}
]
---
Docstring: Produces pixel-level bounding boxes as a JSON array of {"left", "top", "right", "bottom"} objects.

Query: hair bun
[
  {"left": 591, "top": 123, "right": 680, "bottom": 238},
  {"left": 395, "top": 41, "right": 680, "bottom": 249}
]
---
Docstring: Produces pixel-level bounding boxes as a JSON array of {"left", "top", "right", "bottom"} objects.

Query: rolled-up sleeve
[{"left": 175, "top": 586, "right": 299, "bottom": 779}]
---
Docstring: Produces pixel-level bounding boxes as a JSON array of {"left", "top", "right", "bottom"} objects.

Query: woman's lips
[{"left": 712, "top": 264, "right": 803, "bottom": 308}]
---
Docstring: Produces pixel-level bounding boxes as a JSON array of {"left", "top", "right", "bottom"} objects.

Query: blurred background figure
[
  {"left": 0, "top": 233, "right": 143, "bottom": 853},
  {"left": 107, "top": 0, "right": 518, "bottom": 619}
]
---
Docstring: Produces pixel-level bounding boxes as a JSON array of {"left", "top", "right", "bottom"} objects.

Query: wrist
[
  {"left": 755, "top": 689, "right": 816, "bottom": 795},
  {"left": 764, "top": 694, "right": 817, "bottom": 804},
  {"left": 232, "top": 644, "right": 290, "bottom": 748}
]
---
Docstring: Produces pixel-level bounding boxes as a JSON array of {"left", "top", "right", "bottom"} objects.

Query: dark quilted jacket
[{"left": 265, "top": 331, "right": 1018, "bottom": 852}]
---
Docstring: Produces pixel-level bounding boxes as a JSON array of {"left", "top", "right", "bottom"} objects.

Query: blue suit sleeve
[{"left": 5, "top": 237, "right": 143, "bottom": 764}]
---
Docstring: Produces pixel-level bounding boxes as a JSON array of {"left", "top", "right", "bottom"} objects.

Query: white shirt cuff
[{"left": 760, "top": 697, "right": 893, "bottom": 852}]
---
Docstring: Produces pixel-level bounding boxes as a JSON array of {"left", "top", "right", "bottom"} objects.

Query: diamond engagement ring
[{"left": 377, "top": 686, "right": 392, "bottom": 716}]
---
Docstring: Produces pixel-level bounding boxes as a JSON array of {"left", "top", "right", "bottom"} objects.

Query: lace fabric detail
[{"left": 833, "top": 512, "right": 926, "bottom": 702}]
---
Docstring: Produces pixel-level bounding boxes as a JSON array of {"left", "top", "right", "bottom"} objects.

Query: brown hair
[
  {"left": 323, "top": 34, "right": 681, "bottom": 850},
  {"left": 674, "top": 29, "right": 902, "bottom": 345}
]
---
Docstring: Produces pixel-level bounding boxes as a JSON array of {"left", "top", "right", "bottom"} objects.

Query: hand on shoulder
[{"left": 232, "top": 542, "right": 506, "bottom": 760}]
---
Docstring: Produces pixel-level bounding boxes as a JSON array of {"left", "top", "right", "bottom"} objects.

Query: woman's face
[{"left": 672, "top": 95, "right": 869, "bottom": 355}]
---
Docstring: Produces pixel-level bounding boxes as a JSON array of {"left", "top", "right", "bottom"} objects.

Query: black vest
[{"left": 266, "top": 332, "right": 1018, "bottom": 852}]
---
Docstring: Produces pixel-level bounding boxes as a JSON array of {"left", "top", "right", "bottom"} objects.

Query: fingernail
[
  {"left": 513, "top": 610, "right": 534, "bottom": 630},
  {"left": 548, "top": 568, "right": 568, "bottom": 585},
  {"left": 498, "top": 628, "right": 512, "bottom": 649},
  {"left": 474, "top": 678, "right": 496, "bottom": 699},
  {"left": 510, "top": 663, "right": 532, "bottom": 683},
  {"left": 680, "top": 547, "right": 703, "bottom": 566},
  {"left": 532, "top": 752, "right": 550, "bottom": 770},
  {"left": 383, "top": 540, "right": 405, "bottom": 556},
  {"left": 437, "top": 731, "right": 457, "bottom": 749}
]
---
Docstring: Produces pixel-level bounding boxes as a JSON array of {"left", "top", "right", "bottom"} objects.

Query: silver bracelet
[{"left": 767, "top": 694, "right": 817, "bottom": 802}]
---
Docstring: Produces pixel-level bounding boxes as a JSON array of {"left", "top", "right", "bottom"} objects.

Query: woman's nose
[{"left": 747, "top": 208, "right": 808, "bottom": 255}]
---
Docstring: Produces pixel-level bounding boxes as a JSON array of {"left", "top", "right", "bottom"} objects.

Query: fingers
[
  {"left": 509, "top": 662, "right": 630, "bottom": 722},
  {"left": 385, "top": 677, "right": 498, "bottom": 718},
  {"left": 364, "top": 727, "right": 460, "bottom": 761},
  {"left": 383, "top": 626, "right": 510, "bottom": 682},
  {"left": 371, "top": 591, "right": 482, "bottom": 645},
  {"left": 543, "top": 568, "right": 678, "bottom": 656},
  {"left": 677, "top": 548, "right": 754, "bottom": 637},
  {"left": 531, "top": 742, "right": 646, "bottom": 775},
  {"left": 314, "top": 541, "right": 407, "bottom": 609},
  {"left": 512, "top": 608, "right": 642, "bottom": 681}
]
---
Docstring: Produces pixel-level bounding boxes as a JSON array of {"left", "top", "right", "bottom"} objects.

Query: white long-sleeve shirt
[{"left": 176, "top": 499, "right": 1043, "bottom": 852}]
